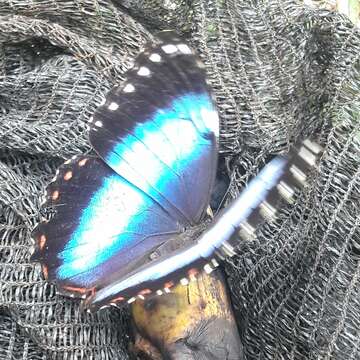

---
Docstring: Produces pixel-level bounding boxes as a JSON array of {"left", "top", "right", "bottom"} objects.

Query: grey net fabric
[{"left": 0, "top": 0, "right": 359, "bottom": 359}]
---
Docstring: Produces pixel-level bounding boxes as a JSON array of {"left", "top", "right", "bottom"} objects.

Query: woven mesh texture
[{"left": 0, "top": 0, "right": 359, "bottom": 358}]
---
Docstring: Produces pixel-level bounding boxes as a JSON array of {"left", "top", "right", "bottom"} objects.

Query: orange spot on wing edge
[
  {"left": 62, "top": 285, "right": 92, "bottom": 295},
  {"left": 113, "top": 295, "right": 125, "bottom": 302},
  {"left": 51, "top": 190, "right": 59, "bottom": 201},
  {"left": 138, "top": 288, "right": 152, "bottom": 296},
  {"left": 164, "top": 281, "right": 174, "bottom": 289},
  {"left": 78, "top": 158, "right": 88, "bottom": 167},
  {"left": 188, "top": 268, "right": 199, "bottom": 277},
  {"left": 39, "top": 235, "right": 46, "bottom": 250},
  {"left": 64, "top": 171, "right": 73, "bottom": 181}
]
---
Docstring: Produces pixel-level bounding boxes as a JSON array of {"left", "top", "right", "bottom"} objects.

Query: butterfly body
[{"left": 31, "top": 32, "right": 322, "bottom": 310}]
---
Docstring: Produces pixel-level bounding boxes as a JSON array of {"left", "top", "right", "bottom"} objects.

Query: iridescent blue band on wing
[
  {"left": 32, "top": 157, "right": 182, "bottom": 291},
  {"left": 56, "top": 173, "right": 178, "bottom": 282},
  {"left": 97, "top": 92, "right": 218, "bottom": 225}
]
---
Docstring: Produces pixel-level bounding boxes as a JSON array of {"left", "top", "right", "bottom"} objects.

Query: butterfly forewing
[{"left": 89, "top": 32, "right": 219, "bottom": 226}]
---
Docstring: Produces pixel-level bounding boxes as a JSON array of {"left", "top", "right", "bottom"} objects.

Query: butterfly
[{"left": 31, "top": 31, "right": 322, "bottom": 311}]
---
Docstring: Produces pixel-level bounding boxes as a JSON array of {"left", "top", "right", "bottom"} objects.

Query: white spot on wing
[
  {"left": 149, "top": 53, "right": 161, "bottom": 62},
  {"left": 303, "top": 139, "right": 323, "bottom": 155},
  {"left": 211, "top": 258, "right": 219, "bottom": 267},
  {"left": 137, "top": 66, "right": 151, "bottom": 76},
  {"left": 161, "top": 44, "right": 177, "bottom": 54},
  {"left": 108, "top": 102, "right": 119, "bottom": 111},
  {"left": 94, "top": 120, "right": 103, "bottom": 128},
  {"left": 123, "top": 84, "right": 135, "bottom": 93},
  {"left": 298, "top": 145, "right": 317, "bottom": 166},
  {"left": 177, "top": 44, "right": 192, "bottom": 54},
  {"left": 204, "top": 264, "right": 213, "bottom": 274}
]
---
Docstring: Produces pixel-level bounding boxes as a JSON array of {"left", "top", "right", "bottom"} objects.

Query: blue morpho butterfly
[{"left": 31, "top": 31, "right": 322, "bottom": 311}]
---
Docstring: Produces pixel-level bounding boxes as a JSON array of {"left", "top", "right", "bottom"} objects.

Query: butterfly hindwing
[
  {"left": 89, "top": 32, "right": 219, "bottom": 226},
  {"left": 83, "top": 139, "right": 323, "bottom": 309},
  {"left": 31, "top": 156, "right": 183, "bottom": 297},
  {"left": 86, "top": 243, "right": 212, "bottom": 310}
]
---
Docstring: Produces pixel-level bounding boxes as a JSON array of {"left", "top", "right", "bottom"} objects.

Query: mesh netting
[{"left": 0, "top": 0, "right": 359, "bottom": 358}]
